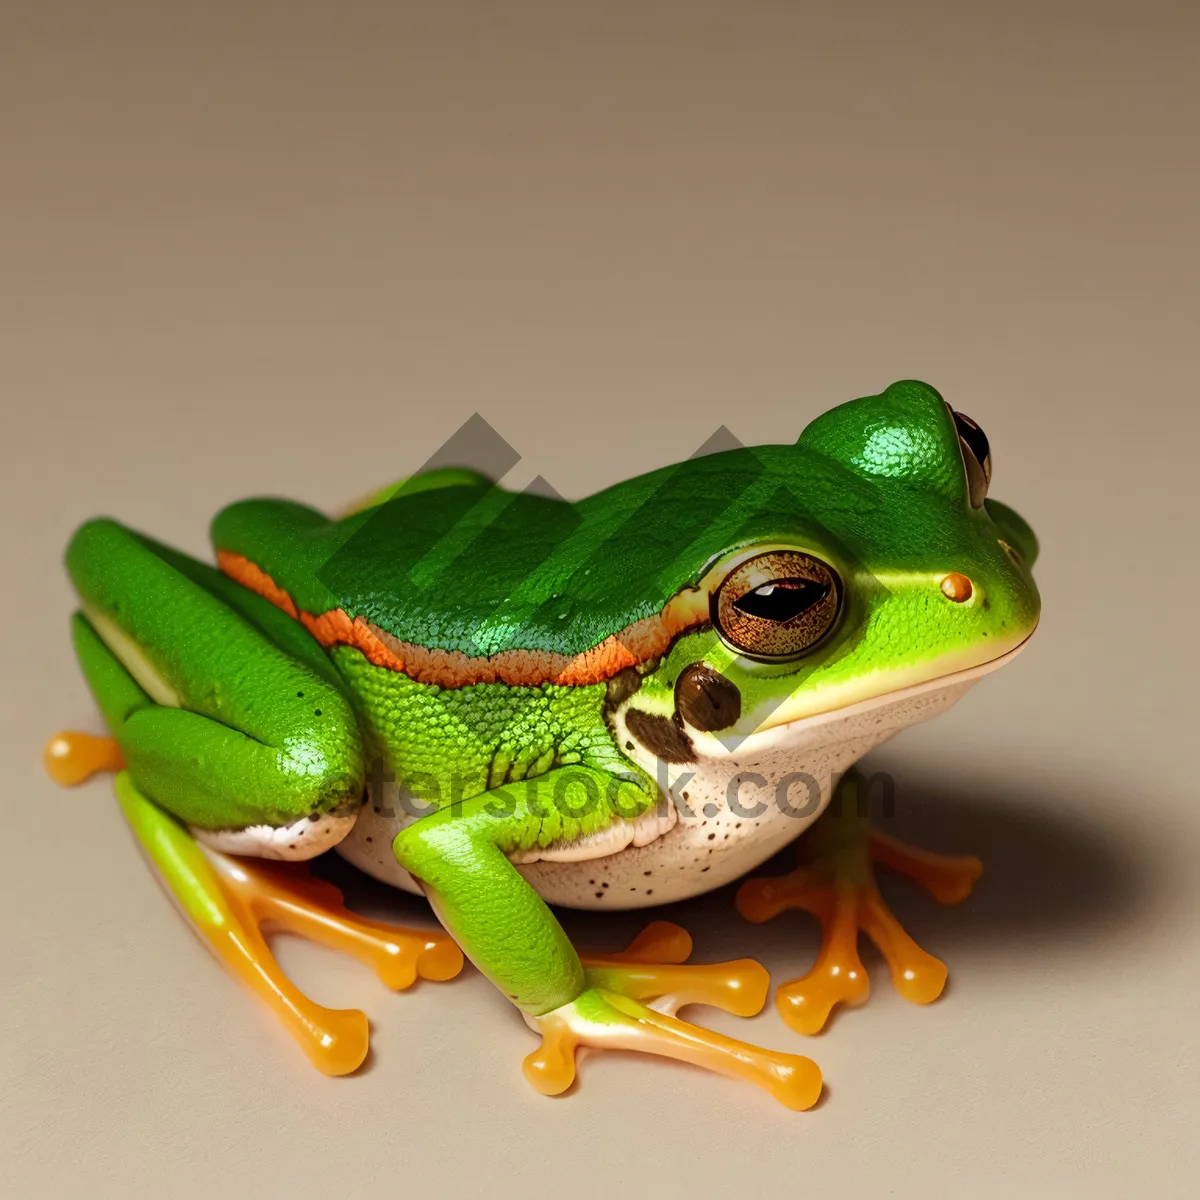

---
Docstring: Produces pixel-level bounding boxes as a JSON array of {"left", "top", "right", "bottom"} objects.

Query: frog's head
[{"left": 639, "top": 380, "right": 1040, "bottom": 743}]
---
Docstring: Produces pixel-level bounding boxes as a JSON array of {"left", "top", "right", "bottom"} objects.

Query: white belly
[{"left": 335, "top": 670, "right": 982, "bottom": 910}]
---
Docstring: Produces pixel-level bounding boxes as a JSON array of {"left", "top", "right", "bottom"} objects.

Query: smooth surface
[{"left": 2, "top": 3, "right": 1197, "bottom": 1196}]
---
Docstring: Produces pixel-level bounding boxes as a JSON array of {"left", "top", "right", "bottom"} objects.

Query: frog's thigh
[
  {"left": 63, "top": 540, "right": 461, "bottom": 1072},
  {"left": 66, "top": 518, "right": 364, "bottom": 842}
]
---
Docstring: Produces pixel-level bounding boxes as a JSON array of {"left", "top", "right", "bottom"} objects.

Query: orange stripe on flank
[
  {"left": 217, "top": 550, "right": 709, "bottom": 689},
  {"left": 219, "top": 552, "right": 299, "bottom": 620}
]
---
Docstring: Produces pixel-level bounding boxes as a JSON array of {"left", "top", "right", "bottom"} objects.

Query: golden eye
[{"left": 711, "top": 550, "right": 842, "bottom": 661}]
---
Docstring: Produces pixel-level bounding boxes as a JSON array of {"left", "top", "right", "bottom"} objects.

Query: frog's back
[{"left": 210, "top": 445, "right": 864, "bottom": 688}]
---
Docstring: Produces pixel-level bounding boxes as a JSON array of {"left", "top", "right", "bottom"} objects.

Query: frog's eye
[
  {"left": 953, "top": 410, "right": 992, "bottom": 508},
  {"left": 712, "top": 550, "right": 842, "bottom": 661}
]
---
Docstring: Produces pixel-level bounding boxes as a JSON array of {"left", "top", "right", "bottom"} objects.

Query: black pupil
[
  {"left": 733, "top": 578, "right": 830, "bottom": 623},
  {"left": 953, "top": 411, "right": 990, "bottom": 467}
]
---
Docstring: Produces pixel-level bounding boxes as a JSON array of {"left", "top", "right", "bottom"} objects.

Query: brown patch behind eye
[
  {"left": 675, "top": 663, "right": 741, "bottom": 731},
  {"left": 625, "top": 708, "right": 696, "bottom": 764}
]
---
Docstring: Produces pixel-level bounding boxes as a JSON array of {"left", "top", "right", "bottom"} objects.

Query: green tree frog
[{"left": 47, "top": 380, "right": 1039, "bottom": 1110}]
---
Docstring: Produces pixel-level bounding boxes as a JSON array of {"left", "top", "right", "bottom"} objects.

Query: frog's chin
[{"left": 728, "top": 627, "right": 1037, "bottom": 746}]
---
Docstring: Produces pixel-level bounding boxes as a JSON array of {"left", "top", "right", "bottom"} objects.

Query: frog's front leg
[
  {"left": 736, "top": 772, "right": 983, "bottom": 1035},
  {"left": 53, "top": 520, "right": 463, "bottom": 1073},
  {"left": 393, "top": 768, "right": 822, "bottom": 1110}
]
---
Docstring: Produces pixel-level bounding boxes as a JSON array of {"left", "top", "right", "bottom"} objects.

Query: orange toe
[
  {"left": 736, "top": 819, "right": 977, "bottom": 1032},
  {"left": 524, "top": 988, "right": 823, "bottom": 1110},
  {"left": 869, "top": 828, "right": 983, "bottom": 906},
  {"left": 44, "top": 731, "right": 124, "bottom": 785},
  {"left": 775, "top": 889, "right": 871, "bottom": 1035},
  {"left": 205, "top": 851, "right": 464, "bottom": 993},
  {"left": 581, "top": 922, "right": 769, "bottom": 1018}
]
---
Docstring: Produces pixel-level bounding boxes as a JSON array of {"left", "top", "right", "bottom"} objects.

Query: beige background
[{"left": 2, "top": 2, "right": 1197, "bottom": 1196}]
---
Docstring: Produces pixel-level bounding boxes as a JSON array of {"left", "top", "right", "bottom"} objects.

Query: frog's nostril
[{"left": 940, "top": 573, "right": 974, "bottom": 603}]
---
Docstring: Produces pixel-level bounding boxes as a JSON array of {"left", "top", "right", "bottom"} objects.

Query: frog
[{"left": 46, "top": 379, "right": 1039, "bottom": 1110}]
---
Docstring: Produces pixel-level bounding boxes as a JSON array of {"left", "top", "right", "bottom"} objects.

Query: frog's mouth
[{"left": 727, "top": 626, "right": 1037, "bottom": 746}]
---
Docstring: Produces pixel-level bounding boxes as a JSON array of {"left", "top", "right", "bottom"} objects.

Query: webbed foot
[
  {"left": 46, "top": 735, "right": 464, "bottom": 1076},
  {"left": 525, "top": 922, "right": 822, "bottom": 1110},
  {"left": 140, "top": 790, "right": 463, "bottom": 1075},
  {"left": 736, "top": 810, "right": 982, "bottom": 1035},
  {"left": 579, "top": 920, "right": 769, "bottom": 1016}
]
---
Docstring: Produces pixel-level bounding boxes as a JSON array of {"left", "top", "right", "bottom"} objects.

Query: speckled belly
[{"left": 335, "top": 674, "right": 979, "bottom": 910}]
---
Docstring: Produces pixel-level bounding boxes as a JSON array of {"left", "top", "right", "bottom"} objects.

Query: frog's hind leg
[
  {"left": 49, "top": 738, "right": 462, "bottom": 1078},
  {"left": 51, "top": 520, "right": 462, "bottom": 1073},
  {"left": 108, "top": 772, "right": 460, "bottom": 1074},
  {"left": 736, "top": 775, "right": 982, "bottom": 1036}
]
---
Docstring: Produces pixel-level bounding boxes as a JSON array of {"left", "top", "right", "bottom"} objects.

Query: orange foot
[
  {"left": 196, "top": 849, "right": 463, "bottom": 1073},
  {"left": 522, "top": 922, "right": 823, "bottom": 1110},
  {"left": 46, "top": 731, "right": 464, "bottom": 1075},
  {"left": 736, "top": 816, "right": 982, "bottom": 1035}
]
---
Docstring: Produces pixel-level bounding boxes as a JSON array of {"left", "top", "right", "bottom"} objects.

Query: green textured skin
[
  {"left": 330, "top": 650, "right": 657, "bottom": 1011},
  {"left": 333, "top": 647, "right": 630, "bottom": 805},
  {"left": 68, "top": 520, "right": 364, "bottom": 828},
  {"left": 393, "top": 764, "right": 650, "bottom": 1012},
  {"left": 65, "top": 380, "right": 1041, "bottom": 1020},
  {"left": 211, "top": 381, "right": 1038, "bottom": 660}
]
